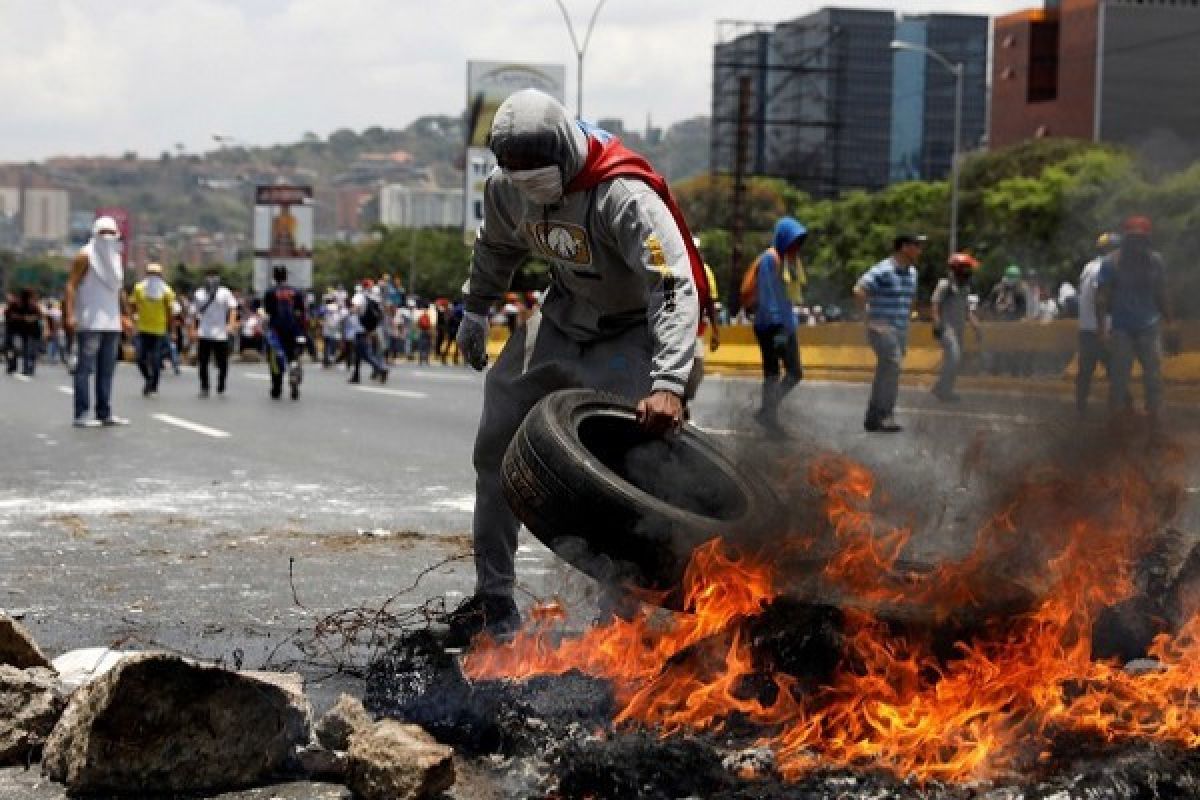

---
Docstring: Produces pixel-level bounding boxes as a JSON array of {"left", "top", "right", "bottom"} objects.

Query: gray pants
[
  {"left": 1109, "top": 325, "right": 1162, "bottom": 417},
  {"left": 471, "top": 313, "right": 654, "bottom": 599},
  {"left": 933, "top": 327, "right": 963, "bottom": 397},
  {"left": 866, "top": 327, "right": 905, "bottom": 422},
  {"left": 1075, "top": 330, "right": 1108, "bottom": 414}
]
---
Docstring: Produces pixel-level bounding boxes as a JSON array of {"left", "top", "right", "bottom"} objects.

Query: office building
[
  {"left": 992, "top": 0, "right": 1200, "bottom": 155},
  {"left": 380, "top": 185, "right": 464, "bottom": 229},
  {"left": 711, "top": 9, "right": 988, "bottom": 196}
]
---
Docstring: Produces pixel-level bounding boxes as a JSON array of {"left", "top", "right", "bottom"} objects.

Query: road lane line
[
  {"left": 57, "top": 385, "right": 73, "bottom": 395},
  {"left": 351, "top": 386, "right": 427, "bottom": 400},
  {"left": 242, "top": 373, "right": 270, "bottom": 381},
  {"left": 151, "top": 413, "right": 231, "bottom": 438},
  {"left": 696, "top": 426, "right": 739, "bottom": 437},
  {"left": 896, "top": 406, "right": 1037, "bottom": 425}
]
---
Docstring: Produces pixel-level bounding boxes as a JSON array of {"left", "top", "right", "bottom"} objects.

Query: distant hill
[{"left": 8, "top": 114, "right": 711, "bottom": 241}]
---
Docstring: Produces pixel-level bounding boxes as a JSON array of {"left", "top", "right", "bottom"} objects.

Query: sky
[{"left": 2, "top": 0, "right": 1035, "bottom": 162}]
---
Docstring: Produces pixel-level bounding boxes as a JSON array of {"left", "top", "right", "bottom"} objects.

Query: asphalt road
[{"left": 2, "top": 355, "right": 1198, "bottom": 790}]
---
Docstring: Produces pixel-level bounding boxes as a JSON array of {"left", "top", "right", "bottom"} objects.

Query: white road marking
[
  {"left": 57, "top": 386, "right": 73, "bottom": 395},
  {"left": 696, "top": 426, "right": 740, "bottom": 437},
  {"left": 351, "top": 386, "right": 427, "bottom": 400},
  {"left": 394, "top": 371, "right": 474, "bottom": 383},
  {"left": 896, "top": 406, "right": 1037, "bottom": 425},
  {"left": 242, "top": 373, "right": 270, "bottom": 381},
  {"left": 151, "top": 413, "right": 231, "bottom": 439}
]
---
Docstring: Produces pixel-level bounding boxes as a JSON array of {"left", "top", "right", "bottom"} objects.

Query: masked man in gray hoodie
[{"left": 446, "top": 89, "right": 702, "bottom": 645}]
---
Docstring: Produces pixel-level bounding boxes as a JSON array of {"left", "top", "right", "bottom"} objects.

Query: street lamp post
[
  {"left": 890, "top": 40, "right": 964, "bottom": 255},
  {"left": 554, "top": 0, "right": 608, "bottom": 119}
]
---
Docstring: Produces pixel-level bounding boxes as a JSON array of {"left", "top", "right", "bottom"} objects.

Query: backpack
[
  {"left": 417, "top": 310, "right": 433, "bottom": 332},
  {"left": 360, "top": 297, "right": 382, "bottom": 331},
  {"left": 739, "top": 247, "right": 777, "bottom": 313}
]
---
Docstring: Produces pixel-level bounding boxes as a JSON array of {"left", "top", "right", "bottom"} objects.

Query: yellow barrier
[{"left": 488, "top": 320, "right": 1200, "bottom": 383}]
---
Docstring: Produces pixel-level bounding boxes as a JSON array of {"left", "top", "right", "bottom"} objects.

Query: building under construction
[{"left": 711, "top": 10, "right": 989, "bottom": 198}]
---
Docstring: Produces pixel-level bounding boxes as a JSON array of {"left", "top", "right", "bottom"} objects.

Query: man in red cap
[
  {"left": 931, "top": 252, "right": 983, "bottom": 402},
  {"left": 1096, "top": 215, "right": 1173, "bottom": 431}
]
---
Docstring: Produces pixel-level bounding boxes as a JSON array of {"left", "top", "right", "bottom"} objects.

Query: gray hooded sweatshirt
[{"left": 463, "top": 89, "right": 698, "bottom": 396}]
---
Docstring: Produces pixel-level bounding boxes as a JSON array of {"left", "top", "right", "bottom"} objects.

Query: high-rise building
[
  {"left": 711, "top": 9, "right": 988, "bottom": 197},
  {"left": 991, "top": 0, "right": 1200, "bottom": 155}
]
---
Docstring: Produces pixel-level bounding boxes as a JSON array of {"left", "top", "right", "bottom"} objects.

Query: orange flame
[{"left": 463, "top": 454, "right": 1196, "bottom": 784}]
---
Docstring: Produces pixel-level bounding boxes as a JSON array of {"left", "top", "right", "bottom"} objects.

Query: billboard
[
  {"left": 252, "top": 185, "right": 313, "bottom": 292},
  {"left": 464, "top": 61, "right": 566, "bottom": 241}
]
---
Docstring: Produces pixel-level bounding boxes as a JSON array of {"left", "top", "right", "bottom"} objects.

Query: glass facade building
[{"left": 711, "top": 9, "right": 988, "bottom": 196}]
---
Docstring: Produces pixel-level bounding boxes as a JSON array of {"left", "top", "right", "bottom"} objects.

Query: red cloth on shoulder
[{"left": 566, "top": 134, "right": 711, "bottom": 326}]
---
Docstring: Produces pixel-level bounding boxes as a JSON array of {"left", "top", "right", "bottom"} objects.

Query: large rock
[
  {"left": 316, "top": 693, "right": 373, "bottom": 751},
  {"left": 42, "top": 653, "right": 311, "bottom": 794},
  {"left": 51, "top": 647, "right": 139, "bottom": 690},
  {"left": 0, "top": 614, "right": 51, "bottom": 670},
  {"left": 0, "top": 666, "right": 66, "bottom": 765},
  {"left": 346, "top": 720, "right": 454, "bottom": 800}
]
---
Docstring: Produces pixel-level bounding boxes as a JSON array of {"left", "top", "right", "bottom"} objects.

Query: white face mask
[{"left": 505, "top": 166, "right": 563, "bottom": 205}]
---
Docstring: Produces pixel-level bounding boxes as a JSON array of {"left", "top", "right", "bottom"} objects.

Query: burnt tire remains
[{"left": 502, "top": 389, "right": 782, "bottom": 608}]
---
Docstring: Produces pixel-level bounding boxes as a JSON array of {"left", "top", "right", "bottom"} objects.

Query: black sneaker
[{"left": 438, "top": 593, "right": 521, "bottom": 649}]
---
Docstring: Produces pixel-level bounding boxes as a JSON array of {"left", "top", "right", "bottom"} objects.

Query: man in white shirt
[
  {"left": 192, "top": 267, "right": 239, "bottom": 397},
  {"left": 1076, "top": 232, "right": 1118, "bottom": 416},
  {"left": 63, "top": 217, "right": 129, "bottom": 427}
]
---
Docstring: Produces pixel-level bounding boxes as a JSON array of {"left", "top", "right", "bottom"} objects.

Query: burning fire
[{"left": 464, "top": 454, "right": 1197, "bottom": 784}]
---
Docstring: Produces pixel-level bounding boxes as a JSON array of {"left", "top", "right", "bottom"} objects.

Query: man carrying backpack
[
  {"left": 263, "top": 264, "right": 307, "bottom": 400},
  {"left": 742, "top": 217, "right": 807, "bottom": 434},
  {"left": 349, "top": 281, "right": 388, "bottom": 383}
]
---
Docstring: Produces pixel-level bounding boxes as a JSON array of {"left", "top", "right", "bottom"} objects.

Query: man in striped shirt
[{"left": 854, "top": 233, "right": 923, "bottom": 433}]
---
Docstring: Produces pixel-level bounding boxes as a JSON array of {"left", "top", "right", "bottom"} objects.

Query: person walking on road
[
  {"left": 1096, "top": 215, "right": 1174, "bottom": 433},
  {"left": 5, "top": 288, "right": 44, "bottom": 376},
  {"left": 747, "top": 217, "right": 807, "bottom": 433},
  {"left": 64, "top": 216, "right": 130, "bottom": 427},
  {"left": 262, "top": 265, "right": 307, "bottom": 400},
  {"left": 130, "top": 263, "right": 175, "bottom": 397},
  {"left": 931, "top": 253, "right": 982, "bottom": 403},
  {"left": 192, "top": 268, "right": 238, "bottom": 397},
  {"left": 348, "top": 283, "right": 389, "bottom": 383},
  {"left": 1076, "top": 232, "right": 1119, "bottom": 416},
  {"left": 447, "top": 88, "right": 706, "bottom": 646},
  {"left": 855, "top": 233, "right": 922, "bottom": 433}
]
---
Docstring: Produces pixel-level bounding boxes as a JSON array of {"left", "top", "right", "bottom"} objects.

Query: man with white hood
[
  {"left": 445, "top": 89, "right": 706, "bottom": 645},
  {"left": 131, "top": 263, "right": 176, "bottom": 397},
  {"left": 64, "top": 216, "right": 130, "bottom": 427}
]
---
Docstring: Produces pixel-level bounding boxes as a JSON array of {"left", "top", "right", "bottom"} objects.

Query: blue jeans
[{"left": 74, "top": 331, "right": 120, "bottom": 421}]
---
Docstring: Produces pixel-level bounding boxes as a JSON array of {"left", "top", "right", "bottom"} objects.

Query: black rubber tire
[{"left": 502, "top": 389, "right": 783, "bottom": 609}]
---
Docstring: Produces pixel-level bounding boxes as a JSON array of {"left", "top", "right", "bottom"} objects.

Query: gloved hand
[{"left": 457, "top": 310, "right": 490, "bottom": 371}]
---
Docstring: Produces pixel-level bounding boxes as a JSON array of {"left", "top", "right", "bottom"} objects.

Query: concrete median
[{"left": 488, "top": 319, "right": 1200, "bottom": 388}]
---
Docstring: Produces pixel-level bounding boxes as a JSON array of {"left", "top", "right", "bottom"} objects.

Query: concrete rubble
[
  {"left": 0, "top": 614, "right": 457, "bottom": 799},
  {"left": 0, "top": 665, "right": 65, "bottom": 765},
  {"left": 0, "top": 613, "right": 51, "bottom": 670},
  {"left": 346, "top": 719, "right": 456, "bottom": 800}
]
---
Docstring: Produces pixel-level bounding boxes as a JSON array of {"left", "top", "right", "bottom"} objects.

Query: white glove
[{"left": 457, "top": 310, "right": 490, "bottom": 371}]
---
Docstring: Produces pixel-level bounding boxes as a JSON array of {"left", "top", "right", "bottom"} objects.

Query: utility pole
[
  {"left": 730, "top": 76, "right": 752, "bottom": 311},
  {"left": 554, "top": 0, "right": 608, "bottom": 118}
]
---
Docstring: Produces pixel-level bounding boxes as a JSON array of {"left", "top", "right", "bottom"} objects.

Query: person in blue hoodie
[{"left": 752, "top": 217, "right": 808, "bottom": 433}]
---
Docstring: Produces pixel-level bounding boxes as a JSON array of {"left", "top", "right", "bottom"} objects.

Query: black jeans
[
  {"left": 197, "top": 338, "right": 230, "bottom": 392},
  {"left": 136, "top": 332, "right": 165, "bottom": 391},
  {"left": 352, "top": 332, "right": 388, "bottom": 380},
  {"left": 754, "top": 325, "right": 802, "bottom": 421}
]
